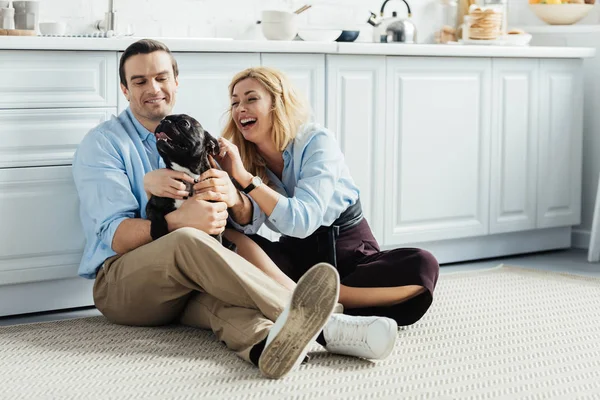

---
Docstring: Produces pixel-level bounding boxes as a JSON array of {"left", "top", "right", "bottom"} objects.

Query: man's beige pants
[{"left": 93, "top": 227, "right": 291, "bottom": 363}]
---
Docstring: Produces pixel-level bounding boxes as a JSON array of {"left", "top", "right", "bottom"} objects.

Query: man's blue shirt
[{"left": 72, "top": 108, "right": 165, "bottom": 279}]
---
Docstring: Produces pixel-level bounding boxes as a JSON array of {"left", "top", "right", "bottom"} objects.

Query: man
[{"left": 72, "top": 39, "right": 397, "bottom": 379}]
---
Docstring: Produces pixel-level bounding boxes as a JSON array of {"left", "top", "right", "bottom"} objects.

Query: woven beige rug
[{"left": 2, "top": 265, "right": 600, "bottom": 399}]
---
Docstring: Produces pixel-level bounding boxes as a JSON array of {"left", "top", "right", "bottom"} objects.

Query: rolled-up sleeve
[
  {"left": 227, "top": 193, "right": 266, "bottom": 235},
  {"left": 73, "top": 131, "right": 139, "bottom": 249},
  {"left": 268, "top": 133, "right": 341, "bottom": 238}
]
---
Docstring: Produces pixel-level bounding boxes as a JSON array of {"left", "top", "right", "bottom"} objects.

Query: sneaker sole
[{"left": 259, "top": 262, "right": 339, "bottom": 379}]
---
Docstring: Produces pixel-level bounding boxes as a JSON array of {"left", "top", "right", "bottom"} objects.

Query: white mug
[{"left": 0, "top": 7, "right": 15, "bottom": 30}]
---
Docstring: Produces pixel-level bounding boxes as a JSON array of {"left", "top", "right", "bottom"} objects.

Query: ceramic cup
[
  {"left": 39, "top": 21, "right": 67, "bottom": 35},
  {"left": 0, "top": 7, "right": 15, "bottom": 30},
  {"left": 13, "top": 0, "right": 39, "bottom": 30}
]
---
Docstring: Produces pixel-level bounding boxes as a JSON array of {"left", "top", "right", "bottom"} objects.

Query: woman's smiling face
[{"left": 230, "top": 78, "right": 273, "bottom": 145}]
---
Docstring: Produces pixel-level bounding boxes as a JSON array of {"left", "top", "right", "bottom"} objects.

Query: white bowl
[
  {"left": 297, "top": 29, "right": 343, "bottom": 42},
  {"left": 261, "top": 21, "right": 298, "bottom": 41},
  {"left": 39, "top": 21, "right": 67, "bottom": 36},
  {"left": 503, "top": 33, "right": 532, "bottom": 46},
  {"left": 529, "top": 4, "right": 594, "bottom": 25},
  {"left": 261, "top": 10, "right": 296, "bottom": 23}
]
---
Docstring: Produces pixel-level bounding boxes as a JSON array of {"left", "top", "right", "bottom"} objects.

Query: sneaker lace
[{"left": 330, "top": 316, "right": 370, "bottom": 347}]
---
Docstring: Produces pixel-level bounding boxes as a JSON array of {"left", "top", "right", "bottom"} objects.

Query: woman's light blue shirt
[
  {"left": 230, "top": 123, "right": 360, "bottom": 239},
  {"left": 72, "top": 108, "right": 165, "bottom": 279}
]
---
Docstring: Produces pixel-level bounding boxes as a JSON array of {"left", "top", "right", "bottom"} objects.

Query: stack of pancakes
[{"left": 468, "top": 7, "right": 503, "bottom": 40}]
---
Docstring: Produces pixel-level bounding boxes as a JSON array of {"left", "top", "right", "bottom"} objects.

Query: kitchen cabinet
[
  {"left": 326, "top": 54, "right": 386, "bottom": 243},
  {"left": 260, "top": 53, "right": 326, "bottom": 125},
  {"left": 382, "top": 57, "right": 492, "bottom": 246},
  {"left": 0, "top": 45, "right": 587, "bottom": 316},
  {"left": 537, "top": 58, "right": 583, "bottom": 228},
  {"left": 0, "top": 51, "right": 117, "bottom": 109},
  {"left": 0, "top": 51, "right": 117, "bottom": 316},
  {"left": 489, "top": 59, "right": 539, "bottom": 234}
]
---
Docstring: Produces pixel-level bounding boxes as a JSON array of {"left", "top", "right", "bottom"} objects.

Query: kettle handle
[{"left": 380, "top": 0, "right": 412, "bottom": 18}]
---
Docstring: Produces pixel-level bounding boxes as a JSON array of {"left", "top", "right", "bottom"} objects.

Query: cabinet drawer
[
  {"left": 0, "top": 108, "right": 115, "bottom": 168},
  {"left": 0, "top": 108, "right": 116, "bottom": 168},
  {"left": 0, "top": 166, "right": 84, "bottom": 285},
  {"left": 0, "top": 50, "right": 117, "bottom": 109}
]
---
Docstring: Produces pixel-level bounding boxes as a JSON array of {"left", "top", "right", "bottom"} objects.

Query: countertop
[{"left": 0, "top": 36, "right": 595, "bottom": 58}]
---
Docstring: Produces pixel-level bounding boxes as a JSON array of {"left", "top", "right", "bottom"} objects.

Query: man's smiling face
[{"left": 121, "top": 51, "right": 179, "bottom": 132}]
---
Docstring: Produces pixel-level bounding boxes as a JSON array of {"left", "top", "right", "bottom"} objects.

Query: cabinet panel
[
  {"left": 538, "top": 59, "right": 583, "bottom": 228},
  {"left": 0, "top": 51, "right": 117, "bottom": 109},
  {"left": 261, "top": 53, "right": 326, "bottom": 124},
  {"left": 0, "top": 108, "right": 115, "bottom": 168},
  {"left": 0, "top": 166, "right": 84, "bottom": 285},
  {"left": 326, "top": 55, "right": 386, "bottom": 242},
  {"left": 384, "top": 57, "right": 492, "bottom": 245},
  {"left": 490, "top": 59, "right": 539, "bottom": 234}
]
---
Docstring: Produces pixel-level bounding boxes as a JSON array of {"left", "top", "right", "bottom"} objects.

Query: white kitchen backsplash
[{"left": 29, "top": 0, "right": 600, "bottom": 42}]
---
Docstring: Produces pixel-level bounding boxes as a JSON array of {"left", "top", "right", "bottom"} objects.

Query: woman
[{"left": 214, "top": 66, "right": 440, "bottom": 326}]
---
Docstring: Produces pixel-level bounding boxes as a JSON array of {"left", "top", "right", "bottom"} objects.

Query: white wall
[{"left": 29, "top": 0, "right": 599, "bottom": 42}]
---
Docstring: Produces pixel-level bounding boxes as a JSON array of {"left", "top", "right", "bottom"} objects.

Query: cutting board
[{"left": 0, "top": 29, "right": 36, "bottom": 36}]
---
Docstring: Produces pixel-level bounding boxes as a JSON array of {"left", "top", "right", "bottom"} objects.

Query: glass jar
[
  {"left": 467, "top": 5, "right": 503, "bottom": 40},
  {"left": 482, "top": 0, "right": 508, "bottom": 36},
  {"left": 434, "top": 0, "right": 458, "bottom": 44}
]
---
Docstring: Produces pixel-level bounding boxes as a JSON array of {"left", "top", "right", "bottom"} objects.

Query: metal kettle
[{"left": 367, "top": 0, "right": 417, "bottom": 44}]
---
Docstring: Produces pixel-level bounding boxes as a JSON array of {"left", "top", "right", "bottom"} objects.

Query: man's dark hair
[{"left": 119, "top": 39, "right": 179, "bottom": 88}]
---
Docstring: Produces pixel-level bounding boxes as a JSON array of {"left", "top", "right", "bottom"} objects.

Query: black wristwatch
[{"left": 242, "top": 175, "right": 263, "bottom": 194}]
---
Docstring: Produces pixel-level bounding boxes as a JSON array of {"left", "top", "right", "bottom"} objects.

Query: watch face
[{"left": 252, "top": 176, "right": 262, "bottom": 186}]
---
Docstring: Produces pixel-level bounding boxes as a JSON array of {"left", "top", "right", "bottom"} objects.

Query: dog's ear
[{"left": 206, "top": 132, "right": 219, "bottom": 154}]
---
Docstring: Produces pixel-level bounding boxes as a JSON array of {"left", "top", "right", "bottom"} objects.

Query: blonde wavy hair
[{"left": 222, "top": 66, "right": 310, "bottom": 185}]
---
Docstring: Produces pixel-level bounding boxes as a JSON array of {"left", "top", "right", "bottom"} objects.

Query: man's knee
[{"left": 167, "top": 227, "right": 213, "bottom": 247}]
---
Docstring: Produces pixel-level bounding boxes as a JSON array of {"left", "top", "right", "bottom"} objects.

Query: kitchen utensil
[
  {"left": 39, "top": 21, "right": 67, "bottom": 36},
  {"left": 260, "top": 11, "right": 298, "bottom": 40},
  {"left": 367, "top": 0, "right": 417, "bottom": 43},
  {"left": 336, "top": 30, "right": 360, "bottom": 42},
  {"left": 0, "top": 7, "right": 14, "bottom": 30},
  {"left": 298, "top": 28, "right": 342, "bottom": 42},
  {"left": 294, "top": 4, "right": 312, "bottom": 14},
  {"left": 0, "top": 28, "right": 36, "bottom": 35},
  {"left": 529, "top": 3, "right": 593, "bottom": 25},
  {"left": 13, "top": 0, "right": 39, "bottom": 31}
]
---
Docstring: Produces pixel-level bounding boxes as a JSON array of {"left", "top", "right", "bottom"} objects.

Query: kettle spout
[{"left": 367, "top": 11, "right": 381, "bottom": 27}]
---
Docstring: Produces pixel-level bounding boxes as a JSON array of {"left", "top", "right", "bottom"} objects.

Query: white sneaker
[
  {"left": 323, "top": 314, "right": 398, "bottom": 360},
  {"left": 259, "top": 262, "right": 340, "bottom": 379}
]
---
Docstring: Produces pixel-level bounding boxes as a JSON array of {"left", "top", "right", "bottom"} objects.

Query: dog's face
[{"left": 154, "top": 114, "right": 219, "bottom": 174}]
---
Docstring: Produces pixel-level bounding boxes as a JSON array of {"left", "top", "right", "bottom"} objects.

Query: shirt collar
[{"left": 126, "top": 107, "right": 155, "bottom": 142}]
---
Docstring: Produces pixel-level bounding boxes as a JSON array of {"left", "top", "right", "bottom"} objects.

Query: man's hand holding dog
[
  {"left": 144, "top": 169, "right": 195, "bottom": 200},
  {"left": 165, "top": 192, "right": 228, "bottom": 235}
]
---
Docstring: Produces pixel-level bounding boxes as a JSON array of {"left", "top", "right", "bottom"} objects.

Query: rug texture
[{"left": 2, "top": 265, "right": 600, "bottom": 399}]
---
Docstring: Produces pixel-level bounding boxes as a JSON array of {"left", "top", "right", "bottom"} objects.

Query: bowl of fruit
[{"left": 529, "top": 0, "right": 595, "bottom": 25}]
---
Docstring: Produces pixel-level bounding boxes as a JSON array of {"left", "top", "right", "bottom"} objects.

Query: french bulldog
[{"left": 146, "top": 114, "right": 235, "bottom": 251}]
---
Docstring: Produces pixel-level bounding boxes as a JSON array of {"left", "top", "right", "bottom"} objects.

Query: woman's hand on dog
[
  {"left": 144, "top": 168, "right": 195, "bottom": 200},
  {"left": 194, "top": 157, "right": 242, "bottom": 209},
  {"left": 215, "top": 137, "right": 248, "bottom": 184}
]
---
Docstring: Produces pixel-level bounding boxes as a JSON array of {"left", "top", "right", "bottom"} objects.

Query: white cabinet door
[
  {"left": 0, "top": 108, "right": 115, "bottom": 168},
  {"left": 118, "top": 53, "right": 261, "bottom": 137},
  {"left": 0, "top": 51, "right": 117, "bottom": 109},
  {"left": 489, "top": 59, "right": 539, "bottom": 234},
  {"left": 384, "top": 57, "right": 492, "bottom": 245},
  {"left": 326, "top": 55, "right": 386, "bottom": 243},
  {"left": 0, "top": 166, "right": 84, "bottom": 285},
  {"left": 261, "top": 53, "right": 325, "bottom": 124},
  {"left": 537, "top": 59, "right": 584, "bottom": 228}
]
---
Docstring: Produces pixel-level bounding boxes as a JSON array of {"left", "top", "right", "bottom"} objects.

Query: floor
[{"left": 1, "top": 248, "right": 598, "bottom": 327}]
